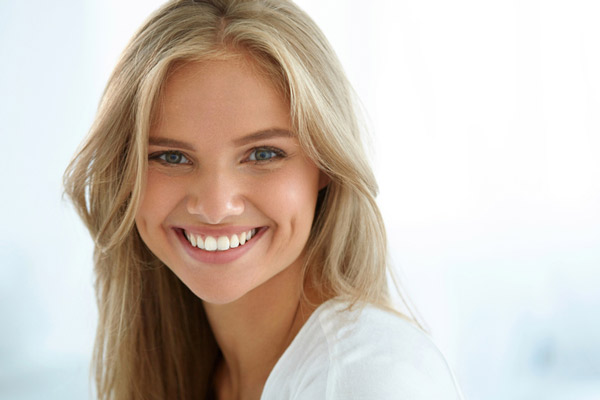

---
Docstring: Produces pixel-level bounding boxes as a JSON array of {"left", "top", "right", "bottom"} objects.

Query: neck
[{"left": 203, "top": 260, "right": 318, "bottom": 400}]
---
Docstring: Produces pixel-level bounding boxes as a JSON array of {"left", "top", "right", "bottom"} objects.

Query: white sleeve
[
  {"left": 328, "top": 329, "right": 463, "bottom": 399},
  {"left": 319, "top": 309, "right": 464, "bottom": 400},
  {"left": 263, "top": 301, "right": 464, "bottom": 400}
]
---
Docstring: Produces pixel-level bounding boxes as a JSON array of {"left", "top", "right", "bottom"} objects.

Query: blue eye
[
  {"left": 151, "top": 151, "right": 190, "bottom": 165},
  {"left": 248, "top": 147, "right": 284, "bottom": 163}
]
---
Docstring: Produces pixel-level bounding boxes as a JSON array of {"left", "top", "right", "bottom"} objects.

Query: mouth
[{"left": 181, "top": 227, "right": 260, "bottom": 252}]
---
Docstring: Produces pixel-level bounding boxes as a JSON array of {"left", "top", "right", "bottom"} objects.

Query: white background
[{"left": 1, "top": 1, "right": 599, "bottom": 399}]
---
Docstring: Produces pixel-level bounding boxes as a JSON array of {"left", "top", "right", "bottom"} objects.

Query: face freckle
[{"left": 135, "top": 57, "right": 324, "bottom": 305}]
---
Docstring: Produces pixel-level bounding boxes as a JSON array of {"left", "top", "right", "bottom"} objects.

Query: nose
[{"left": 186, "top": 170, "right": 245, "bottom": 224}]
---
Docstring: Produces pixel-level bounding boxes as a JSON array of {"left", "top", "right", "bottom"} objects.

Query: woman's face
[{"left": 135, "top": 57, "right": 323, "bottom": 305}]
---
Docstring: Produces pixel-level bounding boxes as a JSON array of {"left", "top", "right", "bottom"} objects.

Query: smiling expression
[{"left": 134, "top": 57, "right": 323, "bottom": 305}]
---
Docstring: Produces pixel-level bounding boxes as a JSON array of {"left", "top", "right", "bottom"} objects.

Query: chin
[
  {"left": 184, "top": 276, "right": 257, "bottom": 306},
  {"left": 198, "top": 291, "right": 247, "bottom": 306}
]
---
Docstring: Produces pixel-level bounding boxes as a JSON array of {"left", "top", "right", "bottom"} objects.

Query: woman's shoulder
[
  {"left": 317, "top": 298, "right": 424, "bottom": 345},
  {"left": 318, "top": 299, "right": 463, "bottom": 398},
  {"left": 261, "top": 298, "right": 464, "bottom": 400}
]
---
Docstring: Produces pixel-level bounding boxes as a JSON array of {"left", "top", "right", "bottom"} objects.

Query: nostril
[{"left": 185, "top": 190, "right": 245, "bottom": 223}]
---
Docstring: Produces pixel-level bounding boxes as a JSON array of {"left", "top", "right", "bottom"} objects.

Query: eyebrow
[
  {"left": 232, "top": 128, "right": 294, "bottom": 146},
  {"left": 148, "top": 137, "right": 196, "bottom": 150},
  {"left": 149, "top": 129, "right": 294, "bottom": 150}
]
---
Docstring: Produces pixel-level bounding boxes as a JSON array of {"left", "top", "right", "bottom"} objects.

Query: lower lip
[{"left": 175, "top": 228, "right": 266, "bottom": 265}]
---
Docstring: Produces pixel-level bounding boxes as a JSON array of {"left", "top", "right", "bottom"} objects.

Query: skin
[{"left": 135, "top": 56, "right": 328, "bottom": 399}]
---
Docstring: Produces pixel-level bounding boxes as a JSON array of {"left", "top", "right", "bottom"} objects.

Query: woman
[{"left": 64, "top": 0, "right": 463, "bottom": 398}]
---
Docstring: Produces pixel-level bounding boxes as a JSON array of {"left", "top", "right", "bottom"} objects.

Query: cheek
[
  {"left": 136, "top": 171, "right": 182, "bottom": 231},
  {"left": 255, "top": 164, "right": 320, "bottom": 231}
]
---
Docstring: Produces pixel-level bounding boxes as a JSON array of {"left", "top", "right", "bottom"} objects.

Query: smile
[{"left": 183, "top": 228, "right": 258, "bottom": 251}]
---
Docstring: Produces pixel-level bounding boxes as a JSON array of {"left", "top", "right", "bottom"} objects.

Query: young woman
[{"left": 64, "top": 0, "right": 464, "bottom": 398}]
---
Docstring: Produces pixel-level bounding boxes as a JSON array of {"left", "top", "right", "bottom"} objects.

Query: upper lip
[{"left": 176, "top": 225, "right": 262, "bottom": 237}]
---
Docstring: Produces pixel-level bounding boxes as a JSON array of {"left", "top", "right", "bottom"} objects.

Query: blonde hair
[{"left": 64, "top": 0, "right": 411, "bottom": 398}]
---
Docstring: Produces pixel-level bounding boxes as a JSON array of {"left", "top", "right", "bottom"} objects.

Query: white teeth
[
  {"left": 184, "top": 228, "right": 259, "bottom": 251},
  {"left": 204, "top": 236, "right": 217, "bottom": 251},
  {"left": 217, "top": 236, "right": 230, "bottom": 251}
]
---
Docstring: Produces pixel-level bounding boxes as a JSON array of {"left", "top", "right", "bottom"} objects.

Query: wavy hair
[{"left": 64, "top": 0, "right": 413, "bottom": 398}]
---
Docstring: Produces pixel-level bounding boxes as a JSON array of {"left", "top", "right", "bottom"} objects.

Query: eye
[
  {"left": 150, "top": 151, "right": 191, "bottom": 165},
  {"left": 247, "top": 147, "right": 285, "bottom": 163}
]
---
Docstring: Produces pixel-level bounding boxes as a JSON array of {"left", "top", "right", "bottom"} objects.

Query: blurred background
[{"left": 1, "top": 0, "right": 599, "bottom": 399}]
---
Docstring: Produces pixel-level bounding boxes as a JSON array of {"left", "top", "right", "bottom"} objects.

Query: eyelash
[
  {"left": 149, "top": 151, "right": 191, "bottom": 165},
  {"left": 246, "top": 146, "right": 287, "bottom": 164},
  {"left": 148, "top": 146, "right": 287, "bottom": 166}
]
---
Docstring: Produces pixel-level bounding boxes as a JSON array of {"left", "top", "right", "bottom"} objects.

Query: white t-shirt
[{"left": 261, "top": 298, "right": 464, "bottom": 399}]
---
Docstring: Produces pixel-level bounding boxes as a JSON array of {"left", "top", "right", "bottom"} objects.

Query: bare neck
[{"left": 203, "top": 261, "right": 319, "bottom": 400}]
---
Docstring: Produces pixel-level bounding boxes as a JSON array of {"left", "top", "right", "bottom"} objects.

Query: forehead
[{"left": 152, "top": 57, "right": 292, "bottom": 143}]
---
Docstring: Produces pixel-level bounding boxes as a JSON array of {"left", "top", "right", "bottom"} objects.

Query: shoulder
[
  {"left": 318, "top": 300, "right": 463, "bottom": 399},
  {"left": 262, "top": 299, "right": 464, "bottom": 400}
]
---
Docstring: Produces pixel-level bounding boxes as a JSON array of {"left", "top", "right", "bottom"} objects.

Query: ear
[{"left": 318, "top": 172, "right": 331, "bottom": 190}]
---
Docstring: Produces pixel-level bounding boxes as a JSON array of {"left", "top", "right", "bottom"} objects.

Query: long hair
[{"left": 63, "top": 0, "right": 410, "bottom": 398}]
